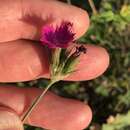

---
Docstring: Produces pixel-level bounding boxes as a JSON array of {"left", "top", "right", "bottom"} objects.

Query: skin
[{"left": 0, "top": 0, "right": 110, "bottom": 130}]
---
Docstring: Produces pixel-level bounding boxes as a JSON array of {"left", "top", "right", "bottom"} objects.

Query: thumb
[{"left": 0, "top": 107, "right": 23, "bottom": 130}]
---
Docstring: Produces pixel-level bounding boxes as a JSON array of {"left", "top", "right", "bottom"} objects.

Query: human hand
[{"left": 0, "top": 0, "right": 109, "bottom": 130}]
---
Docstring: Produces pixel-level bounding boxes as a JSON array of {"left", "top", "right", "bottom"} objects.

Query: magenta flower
[{"left": 40, "top": 22, "right": 75, "bottom": 48}]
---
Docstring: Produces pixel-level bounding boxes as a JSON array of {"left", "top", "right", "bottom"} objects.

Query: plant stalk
[
  {"left": 67, "top": 0, "right": 71, "bottom": 5},
  {"left": 88, "top": 0, "right": 97, "bottom": 14},
  {"left": 21, "top": 81, "right": 56, "bottom": 123}
]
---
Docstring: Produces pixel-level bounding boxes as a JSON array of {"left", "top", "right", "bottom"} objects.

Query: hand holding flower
[{"left": 0, "top": 0, "right": 109, "bottom": 130}]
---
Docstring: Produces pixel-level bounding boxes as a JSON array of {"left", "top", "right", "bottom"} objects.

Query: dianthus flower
[{"left": 40, "top": 21, "right": 75, "bottom": 48}]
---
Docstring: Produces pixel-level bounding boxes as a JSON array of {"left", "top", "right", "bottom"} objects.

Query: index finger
[{"left": 0, "top": 0, "right": 89, "bottom": 42}]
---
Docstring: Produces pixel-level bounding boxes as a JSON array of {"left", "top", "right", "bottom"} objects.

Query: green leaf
[
  {"left": 62, "top": 55, "right": 79, "bottom": 74},
  {"left": 91, "top": 11, "right": 114, "bottom": 23},
  {"left": 102, "top": 2, "right": 113, "bottom": 10},
  {"left": 99, "top": 11, "right": 114, "bottom": 22},
  {"left": 120, "top": 5, "right": 130, "bottom": 22},
  {"left": 59, "top": 49, "right": 69, "bottom": 65}
]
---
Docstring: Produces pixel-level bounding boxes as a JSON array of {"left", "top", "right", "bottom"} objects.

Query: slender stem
[
  {"left": 88, "top": 0, "right": 97, "bottom": 15},
  {"left": 21, "top": 81, "right": 56, "bottom": 123},
  {"left": 124, "top": 0, "right": 129, "bottom": 5},
  {"left": 67, "top": 0, "right": 71, "bottom": 5}
]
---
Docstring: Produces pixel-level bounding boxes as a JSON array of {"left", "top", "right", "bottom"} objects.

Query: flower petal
[{"left": 40, "top": 21, "right": 75, "bottom": 48}]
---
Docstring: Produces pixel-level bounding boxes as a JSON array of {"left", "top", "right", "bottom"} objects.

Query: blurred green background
[{"left": 19, "top": 0, "right": 130, "bottom": 130}]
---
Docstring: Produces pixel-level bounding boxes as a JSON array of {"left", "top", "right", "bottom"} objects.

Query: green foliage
[
  {"left": 78, "top": 0, "right": 130, "bottom": 129},
  {"left": 102, "top": 111, "right": 130, "bottom": 130}
]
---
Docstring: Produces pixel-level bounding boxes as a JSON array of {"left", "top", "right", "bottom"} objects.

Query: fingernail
[{"left": 0, "top": 107, "right": 23, "bottom": 130}]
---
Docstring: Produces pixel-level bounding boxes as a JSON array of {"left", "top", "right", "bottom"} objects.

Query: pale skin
[{"left": 0, "top": 0, "right": 110, "bottom": 130}]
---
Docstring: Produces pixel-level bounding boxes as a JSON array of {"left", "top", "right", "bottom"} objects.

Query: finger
[
  {"left": 0, "top": 107, "right": 23, "bottom": 130},
  {"left": 0, "top": 85, "right": 92, "bottom": 130},
  {"left": 0, "top": 40, "right": 109, "bottom": 82},
  {"left": 0, "top": 0, "right": 89, "bottom": 42},
  {"left": 65, "top": 43, "right": 110, "bottom": 81}
]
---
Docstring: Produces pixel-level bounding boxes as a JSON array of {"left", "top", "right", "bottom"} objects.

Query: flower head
[
  {"left": 40, "top": 21, "right": 75, "bottom": 48},
  {"left": 72, "top": 45, "right": 87, "bottom": 57}
]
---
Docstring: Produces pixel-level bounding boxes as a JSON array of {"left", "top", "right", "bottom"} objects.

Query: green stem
[
  {"left": 67, "top": 0, "right": 71, "bottom": 5},
  {"left": 21, "top": 81, "right": 56, "bottom": 123},
  {"left": 88, "top": 0, "right": 97, "bottom": 15}
]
